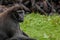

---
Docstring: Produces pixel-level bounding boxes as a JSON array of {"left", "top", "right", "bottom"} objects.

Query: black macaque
[{"left": 0, "top": 4, "right": 35, "bottom": 40}]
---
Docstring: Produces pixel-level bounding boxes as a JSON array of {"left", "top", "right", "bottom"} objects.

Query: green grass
[{"left": 20, "top": 13, "right": 60, "bottom": 40}]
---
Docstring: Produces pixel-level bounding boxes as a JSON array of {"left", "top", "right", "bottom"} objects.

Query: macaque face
[{"left": 11, "top": 9, "right": 25, "bottom": 22}]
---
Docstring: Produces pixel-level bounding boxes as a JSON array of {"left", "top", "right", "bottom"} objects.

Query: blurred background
[
  {"left": 0, "top": 0, "right": 60, "bottom": 40},
  {"left": 20, "top": 0, "right": 60, "bottom": 40}
]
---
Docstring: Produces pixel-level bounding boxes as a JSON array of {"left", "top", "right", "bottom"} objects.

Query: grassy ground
[{"left": 20, "top": 13, "right": 60, "bottom": 40}]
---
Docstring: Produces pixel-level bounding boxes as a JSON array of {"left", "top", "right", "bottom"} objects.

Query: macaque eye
[
  {"left": 17, "top": 10, "right": 25, "bottom": 14},
  {"left": 17, "top": 10, "right": 23, "bottom": 13}
]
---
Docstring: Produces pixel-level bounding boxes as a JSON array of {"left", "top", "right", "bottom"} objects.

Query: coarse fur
[{"left": 0, "top": 4, "right": 35, "bottom": 40}]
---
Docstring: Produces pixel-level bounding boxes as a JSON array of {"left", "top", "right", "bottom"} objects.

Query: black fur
[{"left": 0, "top": 4, "right": 35, "bottom": 40}]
